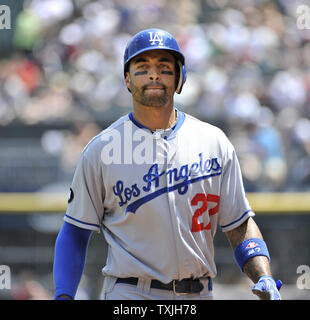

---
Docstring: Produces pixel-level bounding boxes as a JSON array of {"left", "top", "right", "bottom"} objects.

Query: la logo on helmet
[{"left": 148, "top": 32, "right": 163, "bottom": 46}]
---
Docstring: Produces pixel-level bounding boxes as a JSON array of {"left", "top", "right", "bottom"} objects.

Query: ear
[
  {"left": 175, "top": 61, "right": 183, "bottom": 94},
  {"left": 125, "top": 71, "right": 131, "bottom": 93}
]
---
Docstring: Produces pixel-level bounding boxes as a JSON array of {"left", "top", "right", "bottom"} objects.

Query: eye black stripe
[
  {"left": 161, "top": 71, "right": 173, "bottom": 75},
  {"left": 134, "top": 71, "right": 148, "bottom": 76}
]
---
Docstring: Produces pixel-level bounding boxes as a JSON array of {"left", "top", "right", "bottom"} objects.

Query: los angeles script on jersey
[{"left": 112, "top": 152, "right": 222, "bottom": 213}]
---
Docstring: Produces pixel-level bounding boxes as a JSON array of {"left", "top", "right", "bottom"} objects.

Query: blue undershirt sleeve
[{"left": 53, "top": 221, "right": 92, "bottom": 299}]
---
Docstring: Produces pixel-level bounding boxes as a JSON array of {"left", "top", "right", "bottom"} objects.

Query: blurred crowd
[{"left": 1, "top": 0, "right": 310, "bottom": 191}]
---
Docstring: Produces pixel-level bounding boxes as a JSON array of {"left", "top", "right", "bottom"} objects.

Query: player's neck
[{"left": 132, "top": 104, "right": 177, "bottom": 131}]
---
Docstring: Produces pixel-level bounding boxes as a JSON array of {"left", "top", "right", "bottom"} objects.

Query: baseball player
[{"left": 53, "top": 28, "right": 282, "bottom": 300}]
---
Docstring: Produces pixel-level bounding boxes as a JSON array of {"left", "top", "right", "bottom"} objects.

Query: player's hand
[{"left": 252, "top": 275, "right": 282, "bottom": 300}]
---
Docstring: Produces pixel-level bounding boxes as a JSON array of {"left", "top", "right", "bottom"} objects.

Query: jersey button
[{"left": 153, "top": 132, "right": 161, "bottom": 139}]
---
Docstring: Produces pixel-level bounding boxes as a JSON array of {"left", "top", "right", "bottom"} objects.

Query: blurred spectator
[
  {"left": 13, "top": 9, "right": 42, "bottom": 52},
  {"left": 60, "top": 121, "right": 102, "bottom": 173},
  {"left": 11, "top": 270, "right": 52, "bottom": 300}
]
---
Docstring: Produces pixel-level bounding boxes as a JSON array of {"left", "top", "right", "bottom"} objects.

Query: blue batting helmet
[{"left": 124, "top": 28, "right": 186, "bottom": 94}]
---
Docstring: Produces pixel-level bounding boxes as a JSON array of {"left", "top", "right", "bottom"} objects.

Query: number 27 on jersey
[{"left": 191, "top": 193, "right": 219, "bottom": 232}]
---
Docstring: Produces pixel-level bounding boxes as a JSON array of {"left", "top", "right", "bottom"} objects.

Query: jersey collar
[{"left": 128, "top": 109, "right": 185, "bottom": 138}]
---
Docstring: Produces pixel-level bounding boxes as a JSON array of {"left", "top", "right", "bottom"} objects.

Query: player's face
[{"left": 125, "top": 50, "right": 176, "bottom": 108}]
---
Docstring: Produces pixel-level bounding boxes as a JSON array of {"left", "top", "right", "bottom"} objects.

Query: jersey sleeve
[
  {"left": 64, "top": 150, "right": 104, "bottom": 232},
  {"left": 218, "top": 138, "right": 255, "bottom": 232}
]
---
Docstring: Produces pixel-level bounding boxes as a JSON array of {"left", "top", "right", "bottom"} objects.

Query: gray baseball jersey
[{"left": 64, "top": 110, "right": 254, "bottom": 283}]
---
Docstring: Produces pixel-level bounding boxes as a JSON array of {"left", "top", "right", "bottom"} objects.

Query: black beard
[{"left": 130, "top": 83, "right": 168, "bottom": 107}]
